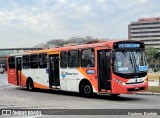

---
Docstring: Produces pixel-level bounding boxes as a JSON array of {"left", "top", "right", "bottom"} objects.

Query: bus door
[
  {"left": 48, "top": 54, "right": 60, "bottom": 88},
  {"left": 16, "top": 57, "right": 22, "bottom": 85},
  {"left": 97, "top": 49, "right": 112, "bottom": 92}
]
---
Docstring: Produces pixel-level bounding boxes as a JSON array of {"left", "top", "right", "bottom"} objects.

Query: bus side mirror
[{"left": 112, "top": 50, "right": 115, "bottom": 59}]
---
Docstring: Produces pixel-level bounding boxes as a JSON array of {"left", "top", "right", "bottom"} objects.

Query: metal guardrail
[{"left": 0, "top": 48, "right": 42, "bottom": 51}]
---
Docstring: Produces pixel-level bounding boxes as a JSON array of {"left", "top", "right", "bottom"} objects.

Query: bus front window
[{"left": 113, "top": 50, "right": 147, "bottom": 74}]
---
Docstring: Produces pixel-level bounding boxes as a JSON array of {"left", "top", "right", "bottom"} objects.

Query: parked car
[{"left": 0, "top": 64, "right": 5, "bottom": 74}]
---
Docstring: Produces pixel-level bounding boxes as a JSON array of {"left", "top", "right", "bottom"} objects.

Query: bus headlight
[
  {"left": 144, "top": 80, "right": 147, "bottom": 83},
  {"left": 122, "top": 82, "right": 126, "bottom": 86},
  {"left": 114, "top": 78, "right": 126, "bottom": 86},
  {"left": 114, "top": 78, "right": 118, "bottom": 82}
]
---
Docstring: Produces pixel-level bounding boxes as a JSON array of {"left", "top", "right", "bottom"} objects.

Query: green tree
[{"left": 146, "top": 47, "right": 160, "bottom": 72}]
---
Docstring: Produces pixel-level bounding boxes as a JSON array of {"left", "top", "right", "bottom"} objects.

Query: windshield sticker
[
  {"left": 117, "top": 62, "right": 122, "bottom": 66},
  {"left": 118, "top": 67, "right": 128, "bottom": 71},
  {"left": 136, "top": 66, "right": 147, "bottom": 72}
]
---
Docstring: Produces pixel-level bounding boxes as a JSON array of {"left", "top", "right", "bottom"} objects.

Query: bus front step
[
  {"left": 51, "top": 86, "right": 60, "bottom": 90},
  {"left": 98, "top": 92, "right": 110, "bottom": 95}
]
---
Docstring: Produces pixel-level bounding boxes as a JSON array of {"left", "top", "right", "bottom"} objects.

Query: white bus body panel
[
  {"left": 60, "top": 68, "right": 97, "bottom": 93},
  {"left": 22, "top": 68, "right": 49, "bottom": 87},
  {"left": 21, "top": 68, "right": 97, "bottom": 93}
]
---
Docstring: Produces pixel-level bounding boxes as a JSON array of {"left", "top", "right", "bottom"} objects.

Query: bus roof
[
  {"left": 27, "top": 41, "right": 115, "bottom": 54},
  {"left": 7, "top": 52, "right": 29, "bottom": 57},
  {"left": 8, "top": 40, "right": 144, "bottom": 56}
]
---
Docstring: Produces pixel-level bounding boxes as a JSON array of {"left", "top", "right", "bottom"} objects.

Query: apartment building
[{"left": 128, "top": 17, "right": 160, "bottom": 48}]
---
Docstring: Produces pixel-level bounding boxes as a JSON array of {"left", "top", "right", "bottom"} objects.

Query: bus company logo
[
  {"left": 61, "top": 71, "right": 78, "bottom": 78},
  {"left": 61, "top": 71, "right": 67, "bottom": 78}
]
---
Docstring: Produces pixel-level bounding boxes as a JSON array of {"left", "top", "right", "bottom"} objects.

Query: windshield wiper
[
  {"left": 122, "top": 50, "right": 129, "bottom": 59},
  {"left": 122, "top": 50, "right": 134, "bottom": 68},
  {"left": 128, "top": 52, "right": 135, "bottom": 68}
]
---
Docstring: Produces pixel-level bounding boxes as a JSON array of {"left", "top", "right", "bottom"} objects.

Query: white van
[{"left": 0, "top": 64, "right": 5, "bottom": 74}]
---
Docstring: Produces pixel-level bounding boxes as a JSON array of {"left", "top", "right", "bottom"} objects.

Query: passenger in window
[
  {"left": 91, "top": 52, "right": 94, "bottom": 58},
  {"left": 40, "top": 59, "right": 43, "bottom": 66},
  {"left": 87, "top": 60, "right": 94, "bottom": 67}
]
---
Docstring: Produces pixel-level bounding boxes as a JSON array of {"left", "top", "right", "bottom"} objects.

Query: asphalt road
[{"left": 0, "top": 73, "right": 160, "bottom": 117}]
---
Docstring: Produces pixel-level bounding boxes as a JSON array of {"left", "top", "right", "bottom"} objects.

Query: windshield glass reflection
[{"left": 113, "top": 50, "right": 147, "bottom": 74}]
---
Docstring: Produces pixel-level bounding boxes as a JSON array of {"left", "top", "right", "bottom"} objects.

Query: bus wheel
[
  {"left": 27, "top": 79, "right": 34, "bottom": 91},
  {"left": 80, "top": 82, "right": 93, "bottom": 97}
]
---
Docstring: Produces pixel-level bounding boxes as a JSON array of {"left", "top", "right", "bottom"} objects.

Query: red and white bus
[{"left": 7, "top": 40, "right": 148, "bottom": 97}]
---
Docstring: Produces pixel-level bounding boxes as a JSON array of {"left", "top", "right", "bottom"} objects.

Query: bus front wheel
[
  {"left": 80, "top": 82, "right": 93, "bottom": 97},
  {"left": 27, "top": 79, "right": 34, "bottom": 91}
]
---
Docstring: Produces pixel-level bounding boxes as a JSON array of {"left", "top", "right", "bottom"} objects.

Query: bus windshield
[{"left": 113, "top": 50, "right": 147, "bottom": 74}]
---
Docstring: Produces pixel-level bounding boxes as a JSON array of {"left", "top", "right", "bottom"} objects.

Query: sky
[{"left": 0, "top": 0, "right": 160, "bottom": 48}]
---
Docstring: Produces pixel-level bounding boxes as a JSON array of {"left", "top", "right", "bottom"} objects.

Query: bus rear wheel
[
  {"left": 80, "top": 82, "right": 93, "bottom": 97},
  {"left": 27, "top": 79, "right": 34, "bottom": 91}
]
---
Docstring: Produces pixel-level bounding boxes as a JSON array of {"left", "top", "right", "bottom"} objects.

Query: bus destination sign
[{"left": 118, "top": 43, "right": 140, "bottom": 48}]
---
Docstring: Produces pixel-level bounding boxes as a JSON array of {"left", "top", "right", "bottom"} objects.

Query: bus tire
[
  {"left": 80, "top": 81, "right": 93, "bottom": 97},
  {"left": 26, "top": 79, "right": 34, "bottom": 91}
]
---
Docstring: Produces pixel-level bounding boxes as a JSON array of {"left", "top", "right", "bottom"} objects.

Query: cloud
[{"left": 0, "top": 0, "right": 160, "bottom": 48}]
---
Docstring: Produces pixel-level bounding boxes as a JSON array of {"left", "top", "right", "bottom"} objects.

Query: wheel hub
[{"left": 84, "top": 85, "right": 91, "bottom": 94}]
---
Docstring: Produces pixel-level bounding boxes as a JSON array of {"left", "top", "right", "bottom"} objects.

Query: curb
[{"left": 136, "top": 92, "right": 160, "bottom": 95}]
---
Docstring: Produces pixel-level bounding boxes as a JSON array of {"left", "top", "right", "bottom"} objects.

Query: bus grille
[
  {"left": 126, "top": 81, "right": 144, "bottom": 85},
  {"left": 127, "top": 87, "right": 145, "bottom": 92}
]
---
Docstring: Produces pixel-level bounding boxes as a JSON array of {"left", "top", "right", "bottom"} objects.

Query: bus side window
[
  {"left": 8, "top": 56, "right": 15, "bottom": 69},
  {"left": 30, "top": 54, "right": 39, "bottom": 69},
  {"left": 60, "top": 51, "right": 68, "bottom": 68},
  {"left": 39, "top": 53, "right": 47, "bottom": 68},
  {"left": 81, "top": 49, "right": 94, "bottom": 67},
  {"left": 22, "top": 55, "right": 29, "bottom": 69},
  {"left": 68, "top": 50, "right": 80, "bottom": 68}
]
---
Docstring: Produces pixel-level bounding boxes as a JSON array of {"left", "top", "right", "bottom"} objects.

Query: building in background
[{"left": 128, "top": 17, "right": 160, "bottom": 48}]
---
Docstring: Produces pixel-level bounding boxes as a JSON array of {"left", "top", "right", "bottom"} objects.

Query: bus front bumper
[{"left": 112, "top": 82, "right": 148, "bottom": 94}]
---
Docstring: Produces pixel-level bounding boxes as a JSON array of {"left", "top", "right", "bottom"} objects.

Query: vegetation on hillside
[{"left": 34, "top": 36, "right": 101, "bottom": 48}]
